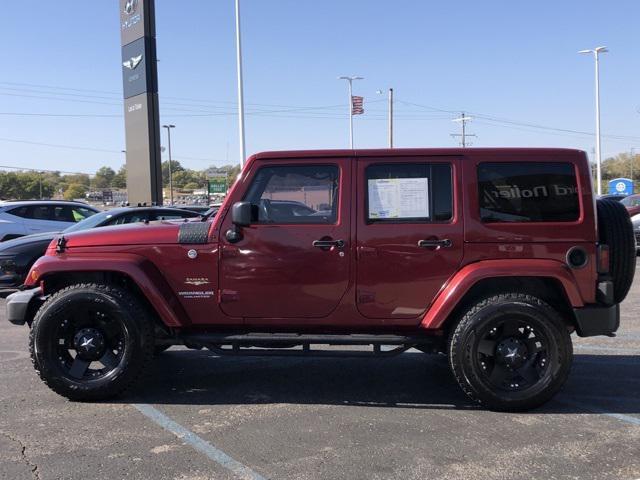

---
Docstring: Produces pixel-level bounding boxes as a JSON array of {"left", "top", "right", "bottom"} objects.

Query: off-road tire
[
  {"left": 29, "top": 283, "right": 154, "bottom": 401},
  {"left": 596, "top": 199, "right": 636, "bottom": 303},
  {"left": 448, "top": 293, "right": 573, "bottom": 412}
]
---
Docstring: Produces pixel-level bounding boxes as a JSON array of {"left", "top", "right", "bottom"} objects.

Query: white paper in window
[{"left": 368, "top": 178, "right": 429, "bottom": 219}]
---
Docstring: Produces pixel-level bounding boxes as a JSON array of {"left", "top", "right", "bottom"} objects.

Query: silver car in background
[{"left": 0, "top": 200, "right": 99, "bottom": 241}]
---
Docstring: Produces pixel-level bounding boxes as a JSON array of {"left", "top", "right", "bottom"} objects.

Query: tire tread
[
  {"left": 448, "top": 292, "right": 573, "bottom": 411},
  {"left": 29, "top": 282, "right": 154, "bottom": 401}
]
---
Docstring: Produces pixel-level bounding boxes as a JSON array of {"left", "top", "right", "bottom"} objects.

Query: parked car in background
[
  {"left": 173, "top": 205, "right": 211, "bottom": 214},
  {"left": 0, "top": 206, "right": 201, "bottom": 293},
  {"left": 598, "top": 194, "right": 628, "bottom": 202},
  {"left": 202, "top": 203, "right": 224, "bottom": 219},
  {"left": 623, "top": 195, "right": 640, "bottom": 252},
  {"left": 632, "top": 215, "right": 640, "bottom": 254},
  {"left": 0, "top": 201, "right": 99, "bottom": 241},
  {"left": 620, "top": 194, "right": 640, "bottom": 216}
]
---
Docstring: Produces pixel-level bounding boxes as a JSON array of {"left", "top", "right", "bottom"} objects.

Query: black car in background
[
  {"left": 173, "top": 205, "right": 211, "bottom": 214},
  {"left": 0, "top": 206, "right": 201, "bottom": 293},
  {"left": 598, "top": 194, "right": 628, "bottom": 202}
]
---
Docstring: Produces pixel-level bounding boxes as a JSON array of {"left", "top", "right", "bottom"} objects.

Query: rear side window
[
  {"left": 478, "top": 162, "right": 579, "bottom": 223},
  {"left": 366, "top": 163, "right": 452, "bottom": 222},
  {"left": 27, "top": 206, "right": 55, "bottom": 220}
]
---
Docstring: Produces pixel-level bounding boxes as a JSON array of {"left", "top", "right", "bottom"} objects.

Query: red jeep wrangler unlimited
[{"left": 7, "top": 148, "right": 636, "bottom": 411}]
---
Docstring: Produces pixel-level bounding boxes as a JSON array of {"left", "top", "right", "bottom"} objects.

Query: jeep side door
[
  {"left": 218, "top": 159, "right": 351, "bottom": 319},
  {"left": 355, "top": 156, "right": 463, "bottom": 321}
]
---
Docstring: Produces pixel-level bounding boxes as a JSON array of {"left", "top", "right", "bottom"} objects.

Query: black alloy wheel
[
  {"left": 449, "top": 293, "right": 573, "bottom": 411},
  {"left": 474, "top": 316, "right": 550, "bottom": 392},
  {"left": 30, "top": 283, "right": 154, "bottom": 401},
  {"left": 53, "top": 305, "right": 127, "bottom": 381}
]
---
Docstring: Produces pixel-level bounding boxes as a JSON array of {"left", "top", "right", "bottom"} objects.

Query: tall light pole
[
  {"left": 162, "top": 124, "right": 175, "bottom": 206},
  {"left": 338, "top": 75, "right": 363, "bottom": 148},
  {"left": 235, "top": 0, "right": 246, "bottom": 167},
  {"left": 579, "top": 46, "right": 608, "bottom": 196}
]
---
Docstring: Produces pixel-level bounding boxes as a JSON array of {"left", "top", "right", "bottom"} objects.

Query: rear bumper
[
  {"left": 5, "top": 287, "right": 42, "bottom": 326},
  {"left": 573, "top": 303, "right": 619, "bottom": 337}
]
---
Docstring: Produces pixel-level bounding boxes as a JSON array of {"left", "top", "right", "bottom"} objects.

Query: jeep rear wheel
[
  {"left": 29, "top": 283, "right": 154, "bottom": 401},
  {"left": 449, "top": 293, "right": 572, "bottom": 411}
]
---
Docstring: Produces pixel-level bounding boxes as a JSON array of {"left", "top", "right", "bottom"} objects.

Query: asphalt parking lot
[{"left": 1, "top": 264, "right": 639, "bottom": 480}]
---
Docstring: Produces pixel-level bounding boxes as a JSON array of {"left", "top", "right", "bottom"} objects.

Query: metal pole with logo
[{"left": 120, "top": 0, "right": 163, "bottom": 205}]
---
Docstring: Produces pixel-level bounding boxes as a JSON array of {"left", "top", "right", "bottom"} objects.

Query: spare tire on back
[{"left": 596, "top": 199, "right": 636, "bottom": 303}]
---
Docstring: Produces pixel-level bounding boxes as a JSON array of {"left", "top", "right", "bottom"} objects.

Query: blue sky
[{"left": 0, "top": 0, "right": 639, "bottom": 174}]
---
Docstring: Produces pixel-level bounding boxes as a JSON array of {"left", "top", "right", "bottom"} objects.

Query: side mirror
[{"left": 231, "top": 201, "right": 252, "bottom": 227}]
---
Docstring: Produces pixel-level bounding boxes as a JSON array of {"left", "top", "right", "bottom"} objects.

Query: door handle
[
  {"left": 418, "top": 239, "right": 452, "bottom": 249},
  {"left": 312, "top": 239, "right": 345, "bottom": 249}
]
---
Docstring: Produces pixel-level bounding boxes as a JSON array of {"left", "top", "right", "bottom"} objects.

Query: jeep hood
[{"left": 59, "top": 221, "right": 194, "bottom": 248}]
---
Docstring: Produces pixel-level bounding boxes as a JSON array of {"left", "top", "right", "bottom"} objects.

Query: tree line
[
  {"left": 599, "top": 151, "right": 639, "bottom": 182},
  {"left": 0, "top": 161, "right": 242, "bottom": 201},
  {"left": 2, "top": 152, "right": 633, "bottom": 201}
]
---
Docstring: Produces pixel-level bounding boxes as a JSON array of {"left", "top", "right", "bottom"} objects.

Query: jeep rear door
[
  {"left": 218, "top": 159, "right": 351, "bottom": 319},
  {"left": 356, "top": 156, "right": 463, "bottom": 320}
]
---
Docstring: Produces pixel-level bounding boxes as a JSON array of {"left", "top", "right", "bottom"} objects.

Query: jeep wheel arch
[
  {"left": 421, "top": 260, "right": 584, "bottom": 331},
  {"left": 27, "top": 254, "right": 187, "bottom": 328}
]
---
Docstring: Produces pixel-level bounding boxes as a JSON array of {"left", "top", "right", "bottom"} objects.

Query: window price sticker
[{"left": 368, "top": 177, "right": 429, "bottom": 219}]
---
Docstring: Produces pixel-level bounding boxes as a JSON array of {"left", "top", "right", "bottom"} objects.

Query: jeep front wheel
[
  {"left": 29, "top": 283, "right": 154, "bottom": 401},
  {"left": 448, "top": 293, "right": 573, "bottom": 411}
]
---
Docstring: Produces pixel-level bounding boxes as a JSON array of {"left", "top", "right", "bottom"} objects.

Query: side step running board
[{"left": 177, "top": 332, "right": 444, "bottom": 357}]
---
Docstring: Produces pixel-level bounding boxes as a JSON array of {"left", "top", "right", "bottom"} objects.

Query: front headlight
[{"left": 632, "top": 214, "right": 640, "bottom": 230}]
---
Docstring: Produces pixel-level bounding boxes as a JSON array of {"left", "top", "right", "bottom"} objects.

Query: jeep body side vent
[{"left": 178, "top": 222, "right": 210, "bottom": 244}]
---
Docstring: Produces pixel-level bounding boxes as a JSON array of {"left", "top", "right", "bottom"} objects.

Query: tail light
[{"left": 597, "top": 244, "right": 610, "bottom": 274}]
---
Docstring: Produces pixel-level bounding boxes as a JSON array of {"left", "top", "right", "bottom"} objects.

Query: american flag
[{"left": 351, "top": 96, "right": 364, "bottom": 115}]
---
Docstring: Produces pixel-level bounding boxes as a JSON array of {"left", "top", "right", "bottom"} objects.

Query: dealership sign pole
[{"left": 120, "top": 0, "right": 163, "bottom": 205}]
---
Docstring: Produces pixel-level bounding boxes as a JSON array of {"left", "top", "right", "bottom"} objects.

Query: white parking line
[
  {"left": 574, "top": 344, "right": 640, "bottom": 354},
  {"left": 133, "top": 403, "right": 267, "bottom": 480},
  {"left": 558, "top": 399, "right": 640, "bottom": 427}
]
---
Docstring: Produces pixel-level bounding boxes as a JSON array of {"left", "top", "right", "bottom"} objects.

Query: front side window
[
  {"left": 70, "top": 207, "right": 96, "bottom": 222},
  {"left": 478, "top": 162, "right": 579, "bottom": 223},
  {"left": 366, "top": 163, "right": 452, "bottom": 222},
  {"left": 52, "top": 206, "right": 76, "bottom": 222},
  {"left": 244, "top": 165, "right": 339, "bottom": 224}
]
